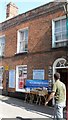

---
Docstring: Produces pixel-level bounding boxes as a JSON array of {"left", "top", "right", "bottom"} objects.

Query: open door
[
  {"left": 57, "top": 68, "right": 68, "bottom": 119},
  {"left": 56, "top": 68, "right": 67, "bottom": 86}
]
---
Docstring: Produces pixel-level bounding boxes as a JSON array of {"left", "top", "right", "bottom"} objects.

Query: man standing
[{"left": 45, "top": 72, "right": 66, "bottom": 119}]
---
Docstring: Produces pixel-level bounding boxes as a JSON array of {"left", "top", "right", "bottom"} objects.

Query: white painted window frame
[
  {"left": 17, "top": 27, "right": 28, "bottom": 54},
  {"left": 16, "top": 65, "right": 27, "bottom": 92},
  {"left": 52, "top": 15, "right": 67, "bottom": 48},
  {"left": 0, "top": 35, "right": 5, "bottom": 56}
]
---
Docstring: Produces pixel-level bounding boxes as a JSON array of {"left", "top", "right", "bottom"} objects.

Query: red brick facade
[
  {"left": 6, "top": 2, "right": 18, "bottom": 18},
  {"left": 0, "top": 2, "right": 67, "bottom": 105}
]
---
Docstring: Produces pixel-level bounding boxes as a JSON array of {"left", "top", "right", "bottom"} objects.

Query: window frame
[
  {"left": 17, "top": 27, "right": 28, "bottom": 54},
  {"left": 52, "top": 16, "right": 67, "bottom": 48},
  {"left": 16, "top": 65, "right": 27, "bottom": 92},
  {"left": 0, "top": 35, "right": 5, "bottom": 56}
]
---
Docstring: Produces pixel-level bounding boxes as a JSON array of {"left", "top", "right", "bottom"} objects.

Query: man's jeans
[{"left": 54, "top": 102, "right": 66, "bottom": 120}]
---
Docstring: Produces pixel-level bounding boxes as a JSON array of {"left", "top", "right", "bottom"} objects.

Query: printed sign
[
  {"left": 9, "top": 70, "right": 15, "bottom": 88},
  {"left": 25, "top": 79, "right": 49, "bottom": 90},
  {"left": 18, "top": 78, "right": 25, "bottom": 89},
  {"left": 5, "top": 66, "right": 9, "bottom": 70},
  {"left": 33, "top": 69, "right": 45, "bottom": 80}
]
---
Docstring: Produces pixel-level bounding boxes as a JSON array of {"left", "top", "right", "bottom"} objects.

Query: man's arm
[{"left": 45, "top": 92, "right": 55, "bottom": 105}]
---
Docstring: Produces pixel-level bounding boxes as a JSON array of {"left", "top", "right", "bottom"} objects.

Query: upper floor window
[
  {"left": 0, "top": 35, "right": 5, "bottom": 56},
  {"left": 17, "top": 28, "right": 28, "bottom": 53},
  {"left": 52, "top": 16, "right": 67, "bottom": 48}
]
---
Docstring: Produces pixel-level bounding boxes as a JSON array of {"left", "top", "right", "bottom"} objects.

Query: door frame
[{"left": 52, "top": 58, "right": 66, "bottom": 105}]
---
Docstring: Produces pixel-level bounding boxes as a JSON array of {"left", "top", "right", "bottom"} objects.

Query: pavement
[{"left": 0, "top": 95, "right": 66, "bottom": 120}]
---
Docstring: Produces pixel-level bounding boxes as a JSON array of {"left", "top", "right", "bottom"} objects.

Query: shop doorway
[
  {"left": 57, "top": 68, "right": 68, "bottom": 110},
  {"left": 53, "top": 58, "right": 67, "bottom": 105},
  {"left": 56, "top": 68, "right": 67, "bottom": 86},
  {"left": 53, "top": 58, "right": 67, "bottom": 85}
]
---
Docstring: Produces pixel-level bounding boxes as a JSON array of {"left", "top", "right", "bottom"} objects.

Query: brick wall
[
  {"left": 0, "top": 2, "right": 67, "bottom": 93},
  {"left": 6, "top": 2, "right": 18, "bottom": 18},
  {"left": 2, "top": 9, "right": 66, "bottom": 79}
]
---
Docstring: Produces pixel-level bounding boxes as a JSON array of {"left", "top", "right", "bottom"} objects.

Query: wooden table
[
  {"left": 36, "top": 89, "right": 48, "bottom": 105},
  {"left": 24, "top": 89, "right": 48, "bottom": 105}
]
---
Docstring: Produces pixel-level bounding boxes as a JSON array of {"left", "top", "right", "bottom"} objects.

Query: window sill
[
  {"left": 51, "top": 46, "right": 67, "bottom": 50},
  {"left": 0, "top": 55, "right": 4, "bottom": 58},
  {"left": 0, "top": 87, "right": 3, "bottom": 89},
  {"left": 15, "top": 51, "right": 28, "bottom": 56},
  {"left": 52, "top": 45, "right": 67, "bottom": 48}
]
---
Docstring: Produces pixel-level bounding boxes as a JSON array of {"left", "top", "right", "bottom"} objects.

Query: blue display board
[{"left": 25, "top": 79, "right": 49, "bottom": 89}]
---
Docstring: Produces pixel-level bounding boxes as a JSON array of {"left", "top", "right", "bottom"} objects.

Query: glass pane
[
  {"left": 19, "top": 70, "right": 23, "bottom": 77},
  {"left": 20, "top": 32, "right": 24, "bottom": 41},
  {"left": 55, "top": 28, "right": 60, "bottom": 33},
  {"left": 56, "top": 62, "right": 60, "bottom": 67},
  {"left": 55, "top": 20, "right": 60, "bottom": 28},
  {"left": 25, "top": 30, "right": 28, "bottom": 41},
  {"left": 55, "top": 43, "right": 61, "bottom": 47},
  {"left": 0, "top": 46, "right": 2, "bottom": 55},
  {"left": 23, "top": 41, "right": 28, "bottom": 51},
  {"left": 55, "top": 42, "right": 67, "bottom": 47},
  {"left": 19, "top": 41, "right": 28, "bottom": 52},
  {"left": 55, "top": 34, "right": 61, "bottom": 41},
  {"left": 55, "top": 19, "right": 67, "bottom": 41},
  {"left": 62, "top": 27, "right": 66, "bottom": 33},
  {"left": 62, "top": 19, "right": 66, "bottom": 32},
  {"left": 25, "top": 41, "right": 28, "bottom": 51},
  {"left": 22, "top": 41, "right": 25, "bottom": 51},
  {"left": 62, "top": 19, "right": 66, "bottom": 26},
  {"left": 64, "top": 42, "right": 67, "bottom": 46},
  {"left": 0, "top": 37, "right": 5, "bottom": 56},
  {"left": 19, "top": 42, "right": 23, "bottom": 52},
  {"left": 19, "top": 29, "right": 28, "bottom": 52},
  {"left": 18, "top": 66, "right": 27, "bottom": 78},
  {"left": 55, "top": 21, "right": 60, "bottom": 32},
  {"left": 62, "top": 33, "right": 67, "bottom": 39}
]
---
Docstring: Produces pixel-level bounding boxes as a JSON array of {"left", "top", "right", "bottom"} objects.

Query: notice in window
[
  {"left": 33, "top": 69, "right": 45, "bottom": 80},
  {"left": 9, "top": 70, "right": 15, "bottom": 88},
  {"left": 18, "top": 77, "right": 25, "bottom": 89}
]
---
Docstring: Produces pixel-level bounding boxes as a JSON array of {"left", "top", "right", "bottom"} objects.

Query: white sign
[
  {"left": 9, "top": 70, "right": 15, "bottom": 88},
  {"left": 33, "top": 69, "right": 45, "bottom": 80}
]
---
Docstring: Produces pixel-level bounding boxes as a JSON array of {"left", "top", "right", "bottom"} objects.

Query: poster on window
[
  {"left": 17, "top": 66, "right": 27, "bottom": 91},
  {"left": 18, "top": 77, "right": 25, "bottom": 89},
  {"left": 18, "top": 70, "right": 25, "bottom": 89}
]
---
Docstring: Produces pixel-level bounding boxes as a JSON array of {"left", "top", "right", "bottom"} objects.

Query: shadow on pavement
[
  {"left": 1, "top": 96, "right": 66, "bottom": 119},
  {"left": 1, "top": 118, "right": 32, "bottom": 120},
  {"left": 16, "top": 116, "right": 53, "bottom": 120},
  {"left": 16, "top": 117, "right": 32, "bottom": 120},
  {"left": 1, "top": 117, "right": 53, "bottom": 120}
]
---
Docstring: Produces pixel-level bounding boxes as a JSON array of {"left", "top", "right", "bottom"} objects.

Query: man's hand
[{"left": 45, "top": 101, "right": 48, "bottom": 106}]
